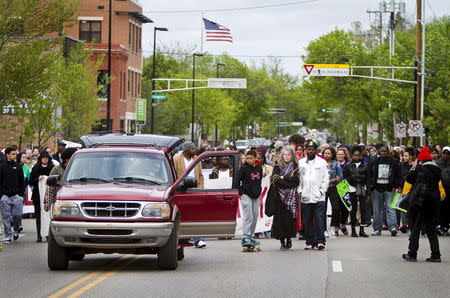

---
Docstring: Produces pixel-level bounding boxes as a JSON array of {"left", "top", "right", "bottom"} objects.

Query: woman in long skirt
[{"left": 270, "top": 146, "right": 300, "bottom": 249}]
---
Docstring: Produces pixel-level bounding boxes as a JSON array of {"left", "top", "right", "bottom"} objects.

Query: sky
[{"left": 139, "top": 0, "right": 449, "bottom": 77}]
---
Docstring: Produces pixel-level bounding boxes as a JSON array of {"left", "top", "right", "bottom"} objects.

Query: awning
[{"left": 115, "top": 11, "right": 153, "bottom": 23}]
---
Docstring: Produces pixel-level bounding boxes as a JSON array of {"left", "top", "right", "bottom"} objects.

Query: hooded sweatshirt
[
  {"left": 237, "top": 162, "right": 262, "bottom": 199},
  {"left": 0, "top": 160, "right": 25, "bottom": 197}
]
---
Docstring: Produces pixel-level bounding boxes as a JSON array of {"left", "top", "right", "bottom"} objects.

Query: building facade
[{"left": 65, "top": 0, "right": 152, "bottom": 133}]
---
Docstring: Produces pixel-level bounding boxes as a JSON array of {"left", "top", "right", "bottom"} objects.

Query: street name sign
[
  {"left": 151, "top": 94, "right": 168, "bottom": 100},
  {"left": 408, "top": 120, "right": 424, "bottom": 137},
  {"left": 136, "top": 99, "right": 146, "bottom": 124},
  {"left": 208, "top": 78, "right": 247, "bottom": 89},
  {"left": 395, "top": 123, "right": 407, "bottom": 138},
  {"left": 302, "top": 64, "right": 349, "bottom": 77}
]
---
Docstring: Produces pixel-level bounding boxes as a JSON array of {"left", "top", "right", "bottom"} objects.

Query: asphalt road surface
[{"left": 1, "top": 219, "right": 449, "bottom": 298}]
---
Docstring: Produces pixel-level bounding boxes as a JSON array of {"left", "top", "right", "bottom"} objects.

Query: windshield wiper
[
  {"left": 113, "top": 177, "right": 161, "bottom": 185},
  {"left": 69, "top": 177, "right": 111, "bottom": 183}
]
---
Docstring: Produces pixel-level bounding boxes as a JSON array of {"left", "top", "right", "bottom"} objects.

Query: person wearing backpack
[{"left": 402, "top": 147, "right": 442, "bottom": 263}]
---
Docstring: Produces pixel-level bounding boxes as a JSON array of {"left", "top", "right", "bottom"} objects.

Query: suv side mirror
[
  {"left": 46, "top": 175, "right": 61, "bottom": 187},
  {"left": 177, "top": 176, "right": 197, "bottom": 191}
]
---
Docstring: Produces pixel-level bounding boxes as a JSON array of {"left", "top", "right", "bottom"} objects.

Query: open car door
[{"left": 172, "top": 151, "right": 240, "bottom": 238}]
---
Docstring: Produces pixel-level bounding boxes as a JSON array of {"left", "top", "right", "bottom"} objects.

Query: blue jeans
[
  {"left": 0, "top": 195, "right": 23, "bottom": 239},
  {"left": 372, "top": 189, "right": 397, "bottom": 231},
  {"left": 302, "top": 201, "right": 326, "bottom": 245}
]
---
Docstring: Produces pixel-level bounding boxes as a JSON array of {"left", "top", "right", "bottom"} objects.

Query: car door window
[{"left": 185, "top": 154, "right": 235, "bottom": 190}]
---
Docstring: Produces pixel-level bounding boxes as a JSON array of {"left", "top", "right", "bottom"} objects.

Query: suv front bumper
[{"left": 50, "top": 221, "right": 174, "bottom": 248}]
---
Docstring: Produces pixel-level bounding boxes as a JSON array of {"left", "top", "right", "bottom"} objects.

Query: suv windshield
[{"left": 65, "top": 152, "right": 171, "bottom": 185}]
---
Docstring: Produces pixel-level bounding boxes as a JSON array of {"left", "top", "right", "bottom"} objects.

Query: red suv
[{"left": 47, "top": 133, "right": 239, "bottom": 270}]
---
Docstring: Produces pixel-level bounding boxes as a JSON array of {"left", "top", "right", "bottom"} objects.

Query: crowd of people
[
  {"left": 1, "top": 135, "right": 449, "bottom": 263},
  {"left": 0, "top": 142, "right": 76, "bottom": 243},
  {"left": 234, "top": 134, "right": 449, "bottom": 262}
]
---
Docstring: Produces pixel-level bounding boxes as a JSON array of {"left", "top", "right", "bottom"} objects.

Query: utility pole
[{"left": 415, "top": 0, "right": 426, "bottom": 146}]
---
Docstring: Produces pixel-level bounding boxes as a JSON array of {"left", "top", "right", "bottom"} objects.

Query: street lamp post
[
  {"left": 215, "top": 63, "right": 225, "bottom": 146},
  {"left": 191, "top": 53, "right": 204, "bottom": 143},
  {"left": 150, "top": 27, "right": 168, "bottom": 134}
]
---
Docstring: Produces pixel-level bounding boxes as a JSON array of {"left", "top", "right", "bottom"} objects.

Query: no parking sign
[
  {"left": 395, "top": 123, "right": 407, "bottom": 138},
  {"left": 408, "top": 120, "right": 424, "bottom": 137}
]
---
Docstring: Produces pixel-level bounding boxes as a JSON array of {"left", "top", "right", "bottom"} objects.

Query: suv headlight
[
  {"left": 142, "top": 202, "right": 170, "bottom": 218},
  {"left": 52, "top": 201, "right": 80, "bottom": 218}
]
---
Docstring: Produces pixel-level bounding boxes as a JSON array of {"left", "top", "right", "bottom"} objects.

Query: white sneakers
[{"left": 195, "top": 240, "right": 207, "bottom": 248}]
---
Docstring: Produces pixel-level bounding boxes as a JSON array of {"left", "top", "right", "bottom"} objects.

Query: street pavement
[{"left": 1, "top": 219, "right": 449, "bottom": 298}]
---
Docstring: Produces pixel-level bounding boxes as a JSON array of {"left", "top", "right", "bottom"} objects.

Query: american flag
[{"left": 203, "top": 18, "right": 233, "bottom": 43}]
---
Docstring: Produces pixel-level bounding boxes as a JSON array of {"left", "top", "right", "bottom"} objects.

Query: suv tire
[
  {"left": 48, "top": 230, "right": 69, "bottom": 270},
  {"left": 157, "top": 222, "right": 178, "bottom": 270}
]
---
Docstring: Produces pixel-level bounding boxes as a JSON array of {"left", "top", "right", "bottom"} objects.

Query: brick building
[{"left": 64, "top": 0, "right": 152, "bottom": 132}]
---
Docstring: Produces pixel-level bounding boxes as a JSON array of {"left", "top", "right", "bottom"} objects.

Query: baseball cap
[
  {"left": 305, "top": 139, "right": 318, "bottom": 148},
  {"left": 442, "top": 146, "right": 450, "bottom": 153}
]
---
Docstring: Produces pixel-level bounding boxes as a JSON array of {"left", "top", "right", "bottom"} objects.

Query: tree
[{"left": 0, "top": 0, "right": 81, "bottom": 108}]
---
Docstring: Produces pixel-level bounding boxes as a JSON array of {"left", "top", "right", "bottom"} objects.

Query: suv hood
[{"left": 58, "top": 183, "right": 168, "bottom": 202}]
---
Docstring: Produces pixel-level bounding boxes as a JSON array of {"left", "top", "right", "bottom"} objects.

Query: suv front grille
[{"left": 81, "top": 202, "right": 141, "bottom": 218}]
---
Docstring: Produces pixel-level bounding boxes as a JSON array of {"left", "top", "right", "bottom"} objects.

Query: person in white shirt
[{"left": 298, "top": 139, "right": 329, "bottom": 250}]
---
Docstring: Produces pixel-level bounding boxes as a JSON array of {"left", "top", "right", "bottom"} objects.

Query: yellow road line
[
  {"left": 49, "top": 255, "right": 130, "bottom": 298},
  {"left": 67, "top": 256, "right": 143, "bottom": 298}
]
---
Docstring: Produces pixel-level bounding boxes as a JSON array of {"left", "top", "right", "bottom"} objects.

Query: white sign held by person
[
  {"left": 38, "top": 177, "right": 51, "bottom": 238},
  {"left": 235, "top": 176, "right": 273, "bottom": 237}
]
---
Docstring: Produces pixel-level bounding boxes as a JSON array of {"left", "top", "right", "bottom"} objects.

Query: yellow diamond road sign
[{"left": 302, "top": 64, "right": 349, "bottom": 77}]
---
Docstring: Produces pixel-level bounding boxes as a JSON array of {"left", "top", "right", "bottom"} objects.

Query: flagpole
[{"left": 200, "top": 12, "right": 204, "bottom": 53}]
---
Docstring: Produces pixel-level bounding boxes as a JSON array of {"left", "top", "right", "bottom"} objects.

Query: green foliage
[
  {"left": 142, "top": 49, "right": 306, "bottom": 140},
  {"left": 301, "top": 16, "right": 449, "bottom": 145}
]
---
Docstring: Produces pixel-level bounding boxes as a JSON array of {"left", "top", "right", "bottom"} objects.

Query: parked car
[{"left": 46, "top": 133, "right": 240, "bottom": 270}]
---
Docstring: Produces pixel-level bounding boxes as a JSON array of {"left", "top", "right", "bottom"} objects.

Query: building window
[
  {"left": 97, "top": 70, "right": 108, "bottom": 98},
  {"left": 128, "top": 70, "right": 131, "bottom": 93},
  {"left": 79, "top": 20, "right": 101, "bottom": 42}
]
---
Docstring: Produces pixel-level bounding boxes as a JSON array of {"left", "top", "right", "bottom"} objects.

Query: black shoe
[
  {"left": 341, "top": 226, "right": 348, "bottom": 235},
  {"left": 399, "top": 225, "right": 409, "bottom": 234},
  {"left": 351, "top": 227, "right": 358, "bottom": 237},
  {"left": 18, "top": 226, "right": 23, "bottom": 233},
  {"left": 36, "top": 236, "right": 42, "bottom": 243},
  {"left": 402, "top": 253, "right": 417, "bottom": 262},
  {"left": 285, "top": 238, "right": 292, "bottom": 249},
  {"left": 280, "top": 238, "right": 286, "bottom": 249},
  {"left": 359, "top": 227, "right": 369, "bottom": 238},
  {"left": 298, "top": 232, "right": 305, "bottom": 240},
  {"left": 426, "top": 257, "right": 442, "bottom": 263}
]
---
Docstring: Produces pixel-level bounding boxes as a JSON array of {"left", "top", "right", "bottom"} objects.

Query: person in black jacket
[
  {"left": 29, "top": 151, "right": 54, "bottom": 242},
  {"left": 0, "top": 147, "right": 25, "bottom": 242},
  {"left": 51, "top": 141, "right": 66, "bottom": 164},
  {"left": 269, "top": 146, "right": 300, "bottom": 249},
  {"left": 367, "top": 146, "right": 402, "bottom": 236},
  {"left": 344, "top": 146, "right": 370, "bottom": 238},
  {"left": 238, "top": 150, "right": 263, "bottom": 247},
  {"left": 399, "top": 148, "right": 414, "bottom": 233},
  {"left": 436, "top": 146, "right": 450, "bottom": 235},
  {"left": 402, "top": 147, "right": 442, "bottom": 262}
]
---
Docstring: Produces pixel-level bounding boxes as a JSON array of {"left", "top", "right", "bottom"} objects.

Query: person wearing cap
[
  {"left": 436, "top": 146, "right": 450, "bottom": 235},
  {"left": 298, "top": 139, "right": 329, "bottom": 250},
  {"left": 173, "top": 141, "right": 205, "bottom": 248},
  {"left": 402, "top": 147, "right": 442, "bottom": 262},
  {"left": 52, "top": 141, "right": 66, "bottom": 164},
  {"left": 173, "top": 141, "right": 204, "bottom": 190}
]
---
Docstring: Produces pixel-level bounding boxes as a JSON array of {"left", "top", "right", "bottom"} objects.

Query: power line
[{"left": 145, "top": 0, "right": 319, "bottom": 14}]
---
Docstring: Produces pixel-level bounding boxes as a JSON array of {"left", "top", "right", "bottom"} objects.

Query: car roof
[
  {"left": 79, "top": 133, "right": 183, "bottom": 152},
  {"left": 74, "top": 147, "right": 165, "bottom": 155}
]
